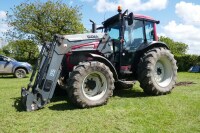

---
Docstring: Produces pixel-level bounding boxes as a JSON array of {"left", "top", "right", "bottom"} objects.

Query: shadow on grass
[
  {"left": 113, "top": 89, "right": 149, "bottom": 98},
  {"left": 49, "top": 95, "right": 78, "bottom": 111},
  {"left": 49, "top": 89, "right": 150, "bottom": 111},
  {"left": 0, "top": 75, "right": 15, "bottom": 79},
  {"left": 12, "top": 95, "right": 77, "bottom": 112},
  {"left": 12, "top": 89, "right": 150, "bottom": 112},
  {"left": 12, "top": 97, "right": 26, "bottom": 112},
  {"left": 48, "top": 102, "right": 77, "bottom": 111},
  {"left": 0, "top": 75, "right": 29, "bottom": 79}
]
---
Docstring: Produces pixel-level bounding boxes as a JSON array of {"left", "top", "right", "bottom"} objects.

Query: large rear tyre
[
  {"left": 137, "top": 47, "right": 177, "bottom": 95},
  {"left": 67, "top": 61, "right": 115, "bottom": 108}
]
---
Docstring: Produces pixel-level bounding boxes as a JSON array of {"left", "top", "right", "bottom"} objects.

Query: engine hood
[{"left": 61, "top": 33, "right": 104, "bottom": 42}]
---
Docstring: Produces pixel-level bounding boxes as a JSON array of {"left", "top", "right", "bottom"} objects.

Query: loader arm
[{"left": 21, "top": 33, "right": 103, "bottom": 111}]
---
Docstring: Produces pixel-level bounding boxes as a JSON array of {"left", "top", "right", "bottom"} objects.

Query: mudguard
[
  {"left": 89, "top": 53, "right": 118, "bottom": 81},
  {"left": 137, "top": 41, "right": 169, "bottom": 52}
]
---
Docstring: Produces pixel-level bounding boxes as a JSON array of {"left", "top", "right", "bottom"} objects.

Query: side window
[
  {"left": 124, "top": 19, "right": 144, "bottom": 50},
  {"left": 108, "top": 28, "right": 119, "bottom": 40},
  {"left": 0, "top": 57, "right": 4, "bottom": 61},
  {"left": 145, "top": 21, "right": 154, "bottom": 42},
  {"left": 107, "top": 23, "right": 119, "bottom": 40}
]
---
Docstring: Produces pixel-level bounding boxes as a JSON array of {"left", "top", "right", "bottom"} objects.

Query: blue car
[{"left": 0, "top": 55, "right": 32, "bottom": 78}]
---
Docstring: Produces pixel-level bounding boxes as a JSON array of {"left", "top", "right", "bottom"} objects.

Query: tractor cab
[
  {"left": 102, "top": 9, "right": 159, "bottom": 46},
  {"left": 97, "top": 7, "right": 160, "bottom": 76}
]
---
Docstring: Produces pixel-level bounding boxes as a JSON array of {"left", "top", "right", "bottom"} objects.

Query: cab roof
[
  {"left": 134, "top": 14, "right": 155, "bottom": 21},
  {"left": 102, "top": 12, "right": 157, "bottom": 27}
]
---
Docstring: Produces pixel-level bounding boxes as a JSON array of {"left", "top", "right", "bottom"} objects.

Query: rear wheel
[
  {"left": 137, "top": 47, "right": 177, "bottom": 95},
  {"left": 67, "top": 61, "right": 114, "bottom": 108},
  {"left": 14, "top": 68, "right": 27, "bottom": 78}
]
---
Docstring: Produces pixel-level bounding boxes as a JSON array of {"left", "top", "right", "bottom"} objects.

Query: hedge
[{"left": 174, "top": 55, "right": 200, "bottom": 71}]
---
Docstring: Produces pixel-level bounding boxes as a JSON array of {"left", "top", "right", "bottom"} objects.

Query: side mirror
[
  {"left": 156, "top": 21, "right": 160, "bottom": 24},
  {"left": 128, "top": 12, "right": 133, "bottom": 25}
]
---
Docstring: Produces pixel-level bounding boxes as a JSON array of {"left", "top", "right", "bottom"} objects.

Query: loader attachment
[
  {"left": 21, "top": 35, "right": 69, "bottom": 111},
  {"left": 21, "top": 33, "right": 103, "bottom": 111}
]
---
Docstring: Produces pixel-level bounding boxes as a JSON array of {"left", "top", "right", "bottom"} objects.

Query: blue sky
[{"left": 0, "top": 0, "right": 200, "bottom": 54}]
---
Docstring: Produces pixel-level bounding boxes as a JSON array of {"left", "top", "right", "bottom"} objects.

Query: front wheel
[
  {"left": 14, "top": 68, "right": 27, "bottom": 78},
  {"left": 67, "top": 61, "right": 115, "bottom": 108},
  {"left": 137, "top": 47, "right": 177, "bottom": 95}
]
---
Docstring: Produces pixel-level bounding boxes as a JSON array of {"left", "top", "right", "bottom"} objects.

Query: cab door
[{"left": 121, "top": 19, "right": 144, "bottom": 66}]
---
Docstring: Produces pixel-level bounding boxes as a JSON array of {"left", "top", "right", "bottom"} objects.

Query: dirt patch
[{"left": 175, "top": 81, "right": 196, "bottom": 86}]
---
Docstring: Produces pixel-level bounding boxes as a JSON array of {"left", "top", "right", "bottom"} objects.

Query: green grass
[{"left": 0, "top": 72, "right": 200, "bottom": 133}]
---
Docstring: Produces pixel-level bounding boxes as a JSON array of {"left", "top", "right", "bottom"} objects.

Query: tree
[
  {"left": 1, "top": 40, "right": 39, "bottom": 63},
  {"left": 6, "top": 0, "right": 85, "bottom": 44},
  {"left": 159, "top": 36, "right": 188, "bottom": 55}
]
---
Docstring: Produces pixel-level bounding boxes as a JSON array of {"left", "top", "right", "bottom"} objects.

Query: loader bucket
[{"left": 21, "top": 87, "right": 39, "bottom": 111}]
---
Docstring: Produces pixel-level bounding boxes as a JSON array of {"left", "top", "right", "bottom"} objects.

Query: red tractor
[{"left": 21, "top": 8, "right": 177, "bottom": 111}]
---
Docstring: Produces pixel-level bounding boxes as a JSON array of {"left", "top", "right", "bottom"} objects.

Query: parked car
[{"left": 0, "top": 55, "right": 32, "bottom": 78}]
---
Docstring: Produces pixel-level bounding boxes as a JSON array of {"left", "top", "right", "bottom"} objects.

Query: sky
[{"left": 0, "top": 0, "right": 200, "bottom": 55}]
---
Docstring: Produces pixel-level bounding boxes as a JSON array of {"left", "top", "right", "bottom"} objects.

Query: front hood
[
  {"left": 13, "top": 61, "right": 32, "bottom": 67},
  {"left": 61, "top": 33, "right": 104, "bottom": 42}
]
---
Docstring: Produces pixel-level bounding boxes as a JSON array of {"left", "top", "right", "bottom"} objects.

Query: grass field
[{"left": 0, "top": 72, "right": 200, "bottom": 133}]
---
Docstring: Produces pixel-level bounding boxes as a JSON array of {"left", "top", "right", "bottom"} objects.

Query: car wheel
[{"left": 14, "top": 68, "right": 27, "bottom": 78}]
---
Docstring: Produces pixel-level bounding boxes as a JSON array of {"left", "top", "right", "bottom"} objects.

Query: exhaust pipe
[{"left": 90, "top": 19, "right": 96, "bottom": 33}]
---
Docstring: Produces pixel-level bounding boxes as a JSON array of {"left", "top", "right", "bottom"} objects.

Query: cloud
[
  {"left": 95, "top": 0, "right": 168, "bottom": 12},
  {"left": 163, "top": 21, "right": 200, "bottom": 41},
  {"left": 161, "top": 1, "right": 200, "bottom": 55},
  {"left": 0, "top": 11, "right": 6, "bottom": 19},
  {"left": 176, "top": 1, "right": 200, "bottom": 25},
  {"left": 163, "top": 21, "right": 200, "bottom": 55}
]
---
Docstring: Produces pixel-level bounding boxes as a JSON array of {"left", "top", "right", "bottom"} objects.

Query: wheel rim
[
  {"left": 16, "top": 70, "right": 25, "bottom": 78},
  {"left": 154, "top": 57, "right": 173, "bottom": 87},
  {"left": 82, "top": 71, "right": 107, "bottom": 101}
]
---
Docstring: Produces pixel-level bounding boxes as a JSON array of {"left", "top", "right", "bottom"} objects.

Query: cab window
[
  {"left": 106, "top": 22, "right": 119, "bottom": 40},
  {"left": 0, "top": 57, "right": 5, "bottom": 61},
  {"left": 124, "top": 19, "right": 144, "bottom": 50},
  {"left": 145, "top": 21, "right": 154, "bottom": 42}
]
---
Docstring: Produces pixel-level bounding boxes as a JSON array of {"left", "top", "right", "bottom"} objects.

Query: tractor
[{"left": 21, "top": 7, "right": 177, "bottom": 111}]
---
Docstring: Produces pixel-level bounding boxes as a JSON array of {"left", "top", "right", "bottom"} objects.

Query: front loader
[
  {"left": 21, "top": 7, "right": 177, "bottom": 111},
  {"left": 21, "top": 33, "right": 104, "bottom": 111}
]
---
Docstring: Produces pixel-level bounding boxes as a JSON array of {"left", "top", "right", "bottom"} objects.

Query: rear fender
[
  {"left": 137, "top": 41, "right": 169, "bottom": 52},
  {"left": 88, "top": 53, "right": 118, "bottom": 81}
]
